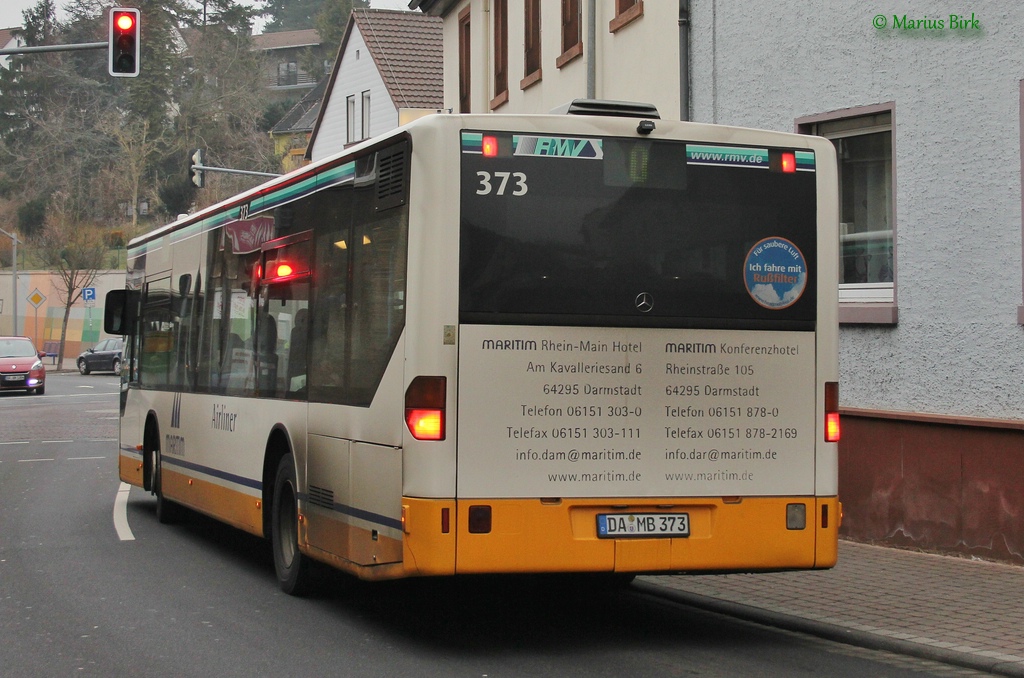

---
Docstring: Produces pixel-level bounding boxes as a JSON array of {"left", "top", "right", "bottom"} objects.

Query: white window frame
[
  {"left": 361, "top": 90, "right": 371, "bottom": 140},
  {"left": 798, "top": 104, "right": 898, "bottom": 324},
  {"left": 346, "top": 95, "right": 356, "bottom": 144}
]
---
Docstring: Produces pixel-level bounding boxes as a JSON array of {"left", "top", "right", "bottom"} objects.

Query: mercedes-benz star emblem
[{"left": 635, "top": 292, "right": 654, "bottom": 313}]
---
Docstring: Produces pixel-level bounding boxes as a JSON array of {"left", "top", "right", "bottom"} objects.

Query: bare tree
[
  {"left": 37, "top": 191, "right": 106, "bottom": 365},
  {"left": 98, "top": 117, "right": 167, "bottom": 228}
]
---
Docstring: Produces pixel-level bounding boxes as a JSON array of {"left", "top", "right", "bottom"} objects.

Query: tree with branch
[{"left": 37, "top": 191, "right": 106, "bottom": 366}]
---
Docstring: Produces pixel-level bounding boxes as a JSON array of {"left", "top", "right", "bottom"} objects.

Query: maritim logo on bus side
[{"left": 166, "top": 392, "right": 186, "bottom": 456}]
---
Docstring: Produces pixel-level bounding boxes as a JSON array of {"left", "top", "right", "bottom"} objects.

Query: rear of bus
[{"left": 445, "top": 112, "right": 839, "bottom": 575}]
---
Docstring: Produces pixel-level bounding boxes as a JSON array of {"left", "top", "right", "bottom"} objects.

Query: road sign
[
  {"left": 83, "top": 287, "right": 97, "bottom": 307},
  {"left": 28, "top": 289, "right": 46, "bottom": 308}
]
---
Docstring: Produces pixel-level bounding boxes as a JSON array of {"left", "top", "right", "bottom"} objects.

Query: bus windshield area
[{"left": 460, "top": 133, "right": 818, "bottom": 329}]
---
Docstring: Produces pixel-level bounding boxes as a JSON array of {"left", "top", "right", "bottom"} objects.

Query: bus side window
[{"left": 286, "top": 307, "right": 308, "bottom": 395}]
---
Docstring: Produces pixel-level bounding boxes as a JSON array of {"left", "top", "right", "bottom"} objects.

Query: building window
[
  {"left": 346, "top": 95, "right": 356, "bottom": 143},
  {"left": 521, "top": 0, "right": 542, "bottom": 89},
  {"left": 799, "top": 105, "right": 897, "bottom": 323},
  {"left": 610, "top": 0, "right": 643, "bottom": 33},
  {"left": 278, "top": 61, "right": 298, "bottom": 87},
  {"left": 458, "top": 6, "right": 471, "bottom": 113},
  {"left": 557, "top": 0, "right": 582, "bottom": 68},
  {"left": 491, "top": 0, "right": 508, "bottom": 109},
  {"left": 361, "top": 90, "right": 371, "bottom": 140}
]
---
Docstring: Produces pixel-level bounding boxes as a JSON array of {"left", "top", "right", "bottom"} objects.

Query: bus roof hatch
[{"left": 552, "top": 99, "right": 661, "bottom": 119}]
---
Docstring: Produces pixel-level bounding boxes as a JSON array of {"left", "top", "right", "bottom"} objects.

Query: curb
[{"left": 633, "top": 580, "right": 1024, "bottom": 677}]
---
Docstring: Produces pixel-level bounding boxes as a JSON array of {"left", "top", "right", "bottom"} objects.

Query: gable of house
[{"left": 307, "top": 9, "right": 442, "bottom": 162}]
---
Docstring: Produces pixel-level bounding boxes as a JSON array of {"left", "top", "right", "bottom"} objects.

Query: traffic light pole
[
  {"left": 192, "top": 165, "right": 282, "bottom": 179},
  {"left": 0, "top": 42, "right": 105, "bottom": 56}
]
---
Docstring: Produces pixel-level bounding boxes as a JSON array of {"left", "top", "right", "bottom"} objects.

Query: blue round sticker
[{"left": 744, "top": 237, "right": 807, "bottom": 310}]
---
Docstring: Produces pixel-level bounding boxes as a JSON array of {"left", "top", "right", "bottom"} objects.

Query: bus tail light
[
  {"left": 405, "top": 376, "right": 446, "bottom": 441},
  {"left": 482, "top": 135, "right": 499, "bottom": 157},
  {"left": 825, "top": 381, "right": 840, "bottom": 442}
]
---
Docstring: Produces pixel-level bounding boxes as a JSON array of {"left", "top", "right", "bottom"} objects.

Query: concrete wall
[
  {"left": 0, "top": 270, "right": 126, "bottom": 358},
  {"left": 841, "top": 412, "right": 1024, "bottom": 564}
]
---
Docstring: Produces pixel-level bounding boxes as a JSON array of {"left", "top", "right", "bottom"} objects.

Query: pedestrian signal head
[{"left": 108, "top": 8, "right": 140, "bottom": 77}]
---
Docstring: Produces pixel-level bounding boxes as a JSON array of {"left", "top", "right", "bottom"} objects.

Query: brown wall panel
[{"left": 839, "top": 412, "right": 1024, "bottom": 565}]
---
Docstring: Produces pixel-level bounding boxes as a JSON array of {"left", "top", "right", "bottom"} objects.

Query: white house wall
[
  {"left": 438, "top": 1, "right": 681, "bottom": 117},
  {"left": 311, "top": 25, "right": 400, "bottom": 162},
  {"left": 687, "top": 1, "right": 1024, "bottom": 420}
]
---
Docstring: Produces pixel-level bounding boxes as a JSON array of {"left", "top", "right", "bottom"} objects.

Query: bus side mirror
[{"left": 104, "top": 289, "right": 139, "bottom": 335}]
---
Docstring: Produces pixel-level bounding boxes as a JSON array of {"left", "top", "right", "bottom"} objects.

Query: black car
[{"left": 77, "top": 338, "right": 123, "bottom": 375}]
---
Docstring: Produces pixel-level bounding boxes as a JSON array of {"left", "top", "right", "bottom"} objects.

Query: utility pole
[{"left": 0, "top": 227, "right": 20, "bottom": 335}]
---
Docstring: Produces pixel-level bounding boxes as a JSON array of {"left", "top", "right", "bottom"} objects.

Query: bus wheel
[
  {"left": 272, "top": 454, "right": 315, "bottom": 596},
  {"left": 151, "top": 448, "right": 181, "bottom": 525}
]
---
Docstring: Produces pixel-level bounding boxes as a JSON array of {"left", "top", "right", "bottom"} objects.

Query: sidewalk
[{"left": 640, "top": 541, "right": 1024, "bottom": 676}]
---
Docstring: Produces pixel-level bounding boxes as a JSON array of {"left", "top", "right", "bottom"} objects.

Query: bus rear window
[{"left": 459, "top": 133, "right": 817, "bottom": 330}]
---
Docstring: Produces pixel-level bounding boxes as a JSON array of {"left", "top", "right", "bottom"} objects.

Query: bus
[{"left": 105, "top": 101, "right": 840, "bottom": 595}]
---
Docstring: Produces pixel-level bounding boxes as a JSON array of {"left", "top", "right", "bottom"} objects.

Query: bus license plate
[{"left": 597, "top": 513, "right": 690, "bottom": 539}]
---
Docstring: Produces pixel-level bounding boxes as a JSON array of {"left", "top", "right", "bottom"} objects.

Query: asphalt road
[{"left": 0, "top": 373, "right": 983, "bottom": 677}]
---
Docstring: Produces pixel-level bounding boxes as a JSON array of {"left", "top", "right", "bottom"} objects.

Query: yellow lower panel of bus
[
  {"left": 302, "top": 507, "right": 403, "bottom": 567},
  {"left": 449, "top": 496, "right": 839, "bottom": 574},
  {"left": 160, "top": 466, "right": 264, "bottom": 536},
  {"left": 120, "top": 454, "right": 144, "bottom": 488}
]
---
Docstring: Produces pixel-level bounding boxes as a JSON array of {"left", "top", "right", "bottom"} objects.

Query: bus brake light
[
  {"left": 405, "top": 376, "right": 446, "bottom": 441},
  {"left": 407, "top": 409, "right": 443, "bottom": 440},
  {"left": 482, "top": 136, "right": 498, "bottom": 157},
  {"left": 275, "top": 263, "right": 294, "bottom": 278},
  {"left": 825, "top": 381, "right": 840, "bottom": 442},
  {"left": 781, "top": 152, "right": 796, "bottom": 173}
]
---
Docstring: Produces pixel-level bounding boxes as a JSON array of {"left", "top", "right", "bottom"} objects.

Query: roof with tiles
[{"left": 352, "top": 9, "right": 442, "bottom": 110}]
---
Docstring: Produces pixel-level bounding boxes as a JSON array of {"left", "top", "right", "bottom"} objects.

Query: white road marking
[
  {"left": 0, "top": 441, "right": 30, "bottom": 446},
  {"left": 114, "top": 482, "right": 135, "bottom": 541},
  {"left": 18, "top": 458, "right": 55, "bottom": 462},
  {"left": 41, "top": 440, "right": 74, "bottom": 444},
  {"left": 69, "top": 456, "right": 106, "bottom": 460}
]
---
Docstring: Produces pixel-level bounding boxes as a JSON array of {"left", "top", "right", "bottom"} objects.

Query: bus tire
[
  {"left": 151, "top": 447, "right": 182, "bottom": 525},
  {"left": 272, "top": 454, "right": 315, "bottom": 596}
]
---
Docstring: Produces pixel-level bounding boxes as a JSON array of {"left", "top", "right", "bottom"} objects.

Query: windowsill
[
  {"left": 556, "top": 42, "right": 583, "bottom": 69},
  {"left": 839, "top": 303, "right": 898, "bottom": 325},
  {"left": 520, "top": 69, "right": 542, "bottom": 91},
  {"left": 609, "top": 1, "right": 643, "bottom": 33},
  {"left": 490, "top": 89, "right": 509, "bottom": 110}
]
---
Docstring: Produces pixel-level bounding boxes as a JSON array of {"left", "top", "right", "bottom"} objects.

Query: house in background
[
  {"left": 307, "top": 8, "right": 443, "bottom": 162},
  {"left": 269, "top": 79, "right": 328, "bottom": 173},
  {"left": 251, "top": 28, "right": 325, "bottom": 103},
  {"left": 0, "top": 27, "right": 25, "bottom": 70},
  {"left": 412, "top": 0, "right": 1024, "bottom": 565}
]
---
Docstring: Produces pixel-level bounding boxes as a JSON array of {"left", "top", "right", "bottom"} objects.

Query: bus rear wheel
[{"left": 272, "top": 454, "right": 315, "bottom": 596}]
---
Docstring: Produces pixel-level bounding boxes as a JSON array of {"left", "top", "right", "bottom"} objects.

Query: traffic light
[
  {"left": 108, "top": 8, "right": 140, "bottom": 77},
  {"left": 190, "top": 148, "right": 205, "bottom": 188}
]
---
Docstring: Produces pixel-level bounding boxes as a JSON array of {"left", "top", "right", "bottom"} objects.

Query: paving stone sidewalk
[{"left": 641, "top": 541, "right": 1024, "bottom": 676}]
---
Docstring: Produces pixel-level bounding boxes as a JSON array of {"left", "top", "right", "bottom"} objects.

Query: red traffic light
[
  {"left": 108, "top": 8, "right": 140, "bottom": 78},
  {"left": 115, "top": 13, "right": 135, "bottom": 31}
]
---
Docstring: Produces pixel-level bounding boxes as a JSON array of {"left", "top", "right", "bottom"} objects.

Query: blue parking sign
[{"left": 82, "top": 287, "right": 96, "bottom": 302}]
